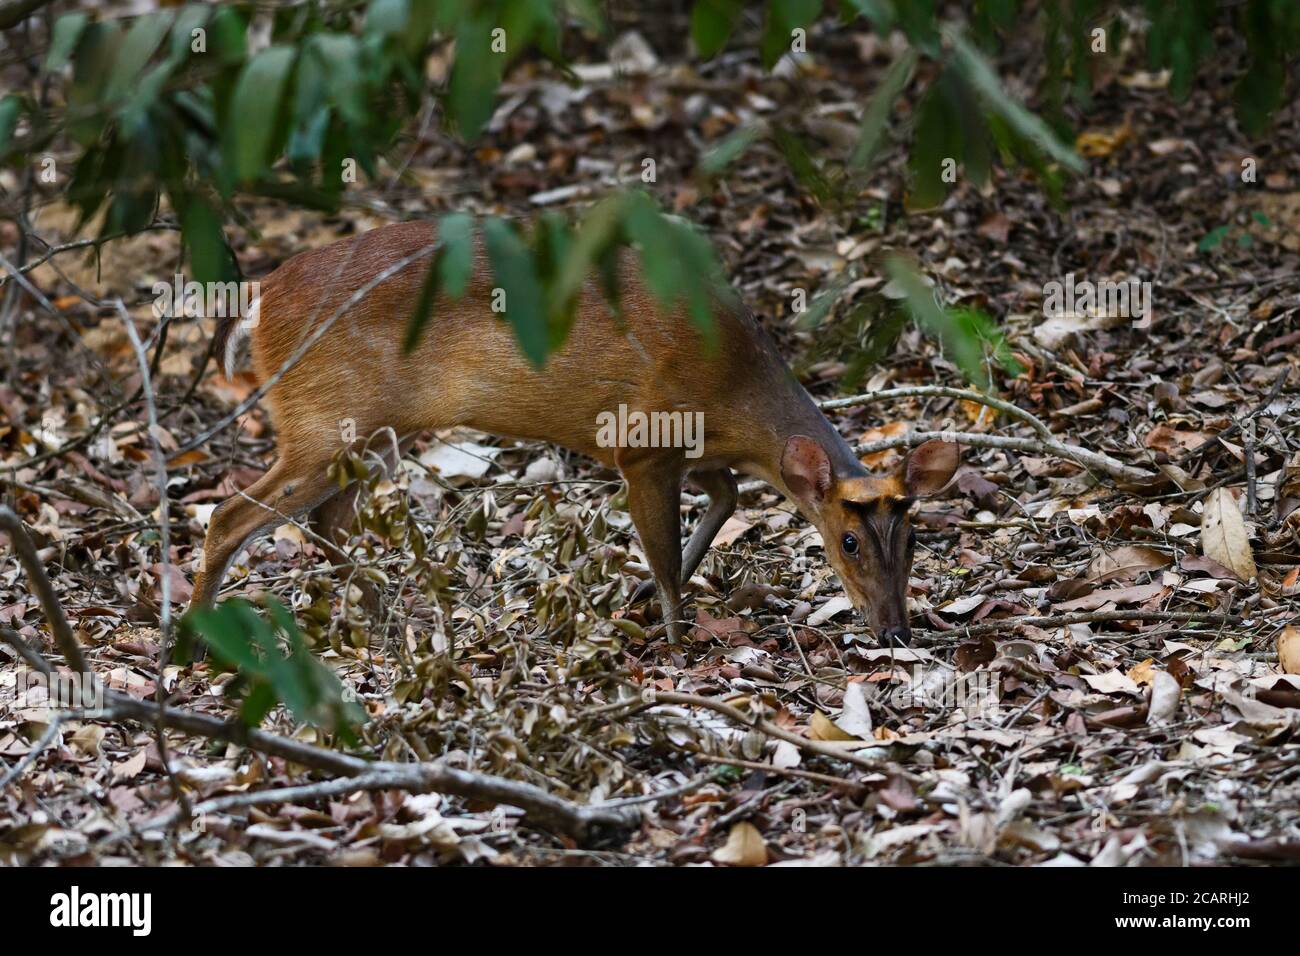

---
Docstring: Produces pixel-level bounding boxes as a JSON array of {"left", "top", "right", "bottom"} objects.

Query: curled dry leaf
[
  {"left": 1086, "top": 545, "right": 1170, "bottom": 584},
  {"left": 834, "top": 682, "right": 873, "bottom": 739},
  {"left": 1146, "top": 670, "right": 1182, "bottom": 725},
  {"left": 712, "top": 821, "right": 769, "bottom": 866},
  {"left": 809, "top": 710, "right": 857, "bottom": 741},
  {"left": 1278, "top": 626, "right": 1300, "bottom": 676},
  {"left": 1200, "top": 488, "right": 1257, "bottom": 581}
]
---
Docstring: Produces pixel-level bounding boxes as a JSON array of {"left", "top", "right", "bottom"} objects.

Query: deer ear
[
  {"left": 904, "top": 440, "right": 959, "bottom": 498},
  {"left": 781, "top": 435, "right": 833, "bottom": 510}
]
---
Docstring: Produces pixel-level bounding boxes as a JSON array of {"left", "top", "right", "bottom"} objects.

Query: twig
[
  {"left": 1244, "top": 418, "right": 1257, "bottom": 516},
  {"left": 0, "top": 225, "right": 181, "bottom": 290},
  {"left": 642, "top": 688, "right": 890, "bottom": 772},
  {"left": 118, "top": 301, "right": 192, "bottom": 820},
  {"left": 689, "top": 750, "right": 871, "bottom": 791},
  {"left": 916, "top": 609, "right": 1247, "bottom": 642},
  {"left": 136, "top": 765, "right": 636, "bottom": 845},
  {"left": 60, "top": 685, "right": 632, "bottom": 844},
  {"left": 0, "top": 506, "right": 90, "bottom": 675},
  {"left": 819, "top": 385, "right": 1055, "bottom": 440},
  {"left": 0, "top": 713, "right": 65, "bottom": 790},
  {"left": 854, "top": 429, "right": 1153, "bottom": 484}
]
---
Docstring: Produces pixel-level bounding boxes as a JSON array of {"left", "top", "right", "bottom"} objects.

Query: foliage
[{"left": 179, "top": 597, "right": 367, "bottom": 739}]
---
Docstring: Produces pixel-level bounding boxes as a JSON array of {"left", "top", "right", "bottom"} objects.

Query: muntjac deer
[{"left": 193, "top": 220, "right": 958, "bottom": 646}]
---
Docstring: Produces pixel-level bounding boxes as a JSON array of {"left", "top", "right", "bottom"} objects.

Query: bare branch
[{"left": 0, "top": 507, "right": 89, "bottom": 675}]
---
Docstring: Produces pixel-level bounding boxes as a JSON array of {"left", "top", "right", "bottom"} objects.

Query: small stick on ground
[
  {"left": 915, "top": 609, "right": 1247, "bottom": 643},
  {"left": 642, "top": 688, "right": 890, "bottom": 772}
]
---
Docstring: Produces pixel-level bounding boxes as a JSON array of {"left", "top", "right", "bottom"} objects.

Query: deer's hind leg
[
  {"left": 308, "top": 432, "right": 416, "bottom": 616},
  {"left": 190, "top": 449, "right": 340, "bottom": 613}
]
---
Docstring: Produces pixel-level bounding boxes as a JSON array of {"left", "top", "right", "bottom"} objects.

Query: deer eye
[{"left": 841, "top": 532, "right": 859, "bottom": 556}]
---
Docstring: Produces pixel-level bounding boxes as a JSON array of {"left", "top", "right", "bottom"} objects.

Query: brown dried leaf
[
  {"left": 1200, "top": 488, "right": 1256, "bottom": 581},
  {"left": 712, "top": 822, "right": 768, "bottom": 866},
  {"left": 1279, "top": 626, "right": 1300, "bottom": 676},
  {"left": 1087, "top": 545, "right": 1170, "bottom": 584}
]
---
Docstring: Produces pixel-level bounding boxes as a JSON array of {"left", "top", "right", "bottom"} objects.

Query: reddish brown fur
[{"left": 193, "top": 220, "right": 958, "bottom": 645}]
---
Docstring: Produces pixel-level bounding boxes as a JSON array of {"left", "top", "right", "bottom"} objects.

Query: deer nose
[{"left": 880, "top": 625, "right": 911, "bottom": 646}]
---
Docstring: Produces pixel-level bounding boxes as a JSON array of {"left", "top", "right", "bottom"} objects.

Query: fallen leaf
[
  {"left": 1200, "top": 488, "right": 1256, "bottom": 581},
  {"left": 976, "top": 211, "right": 1011, "bottom": 243},
  {"left": 712, "top": 821, "right": 768, "bottom": 866},
  {"left": 809, "top": 711, "right": 857, "bottom": 741},
  {"left": 1146, "top": 670, "right": 1182, "bottom": 725},
  {"left": 112, "top": 748, "right": 148, "bottom": 781},
  {"left": 807, "top": 595, "right": 853, "bottom": 627},
  {"left": 834, "top": 682, "right": 873, "bottom": 739},
  {"left": 1075, "top": 122, "right": 1131, "bottom": 158},
  {"left": 1081, "top": 670, "right": 1142, "bottom": 695},
  {"left": 1126, "top": 658, "right": 1156, "bottom": 686},
  {"left": 1087, "top": 545, "right": 1169, "bottom": 584},
  {"left": 1279, "top": 626, "right": 1300, "bottom": 676},
  {"left": 1055, "top": 583, "right": 1165, "bottom": 612},
  {"left": 712, "top": 513, "right": 755, "bottom": 547}
]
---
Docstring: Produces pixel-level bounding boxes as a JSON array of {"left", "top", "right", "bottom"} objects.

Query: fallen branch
[
  {"left": 134, "top": 764, "right": 636, "bottom": 846},
  {"left": 0, "top": 506, "right": 90, "bottom": 674},
  {"left": 819, "top": 385, "right": 1054, "bottom": 440},
  {"left": 0, "top": 638, "right": 635, "bottom": 844},
  {"left": 855, "top": 429, "right": 1153, "bottom": 484},
  {"left": 814, "top": 385, "right": 1154, "bottom": 484},
  {"left": 916, "top": 609, "right": 1247, "bottom": 642},
  {"left": 0, "top": 713, "right": 65, "bottom": 790}
]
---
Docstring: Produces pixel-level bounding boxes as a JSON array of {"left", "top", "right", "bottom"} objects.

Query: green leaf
[
  {"left": 946, "top": 27, "right": 1085, "bottom": 174},
  {"left": 180, "top": 598, "right": 365, "bottom": 738},
  {"left": 700, "top": 121, "right": 766, "bottom": 175},
  {"left": 761, "top": 0, "right": 823, "bottom": 69},
  {"left": 691, "top": 0, "right": 741, "bottom": 59},
  {"left": 366, "top": 0, "right": 410, "bottom": 36},
  {"left": 0, "top": 96, "right": 20, "bottom": 157},
  {"left": 448, "top": 11, "right": 504, "bottom": 139},
  {"left": 484, "top": 217, "right": 549, "bottom": 366},
  {"left": 207, "top": 5, "right": 248, "bottom": 65},
  {"left": 1197, "top": 225, "right": 1229, "bottom": 252},
  {"left": 885, "top": 257, "right": 1013, "bottom": 387},
  {"left": 104, "top": 11, "right": 175, "bottom": 105},
  {"left": 182, "top": 198, "right": 236, "bottom": 285},
  {"left": 895, "top": 0, "right": 938, "bottom": 52},
  {"left": 169, "top": 4, "right": 212, "bottom": 61},
  {"left": 404, "top": 212, "right": 475, "bottom": 352},
  {"left": 311, "top": 34, "right": 365, "bottom": 127},
  {"left": 437, "top": 211, "right": 475, "bottom": 298},
  {"left": 845, "top": 0, "right": 896, "bottom": 33},
  {"left": 223, "top": 45, "right": 296, "bottom": 184},
  {"left": 552, "top": 193, "right": 627, "bottom": 313},
  {"left": 773, "top": 128, "right": 835, "bottom": 203},
  {"left": 908, "top": 83, "right": 956, "bottom": 209},
  {"left": 68, "top": 20, "right": 123, "bottom": 145},
  {"left": 623, "top": 193, "right": 725, "bottom": 345},
  {"left": 45, "top": 12, "right": 89, "bottom": 72},
  {"left": 847, "top": 49, "right": 915, "bottom": 170}
]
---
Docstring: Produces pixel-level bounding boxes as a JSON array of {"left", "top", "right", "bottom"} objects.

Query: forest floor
[{"left": 2, "top": 13, "right": 1299, "bottom": 866}]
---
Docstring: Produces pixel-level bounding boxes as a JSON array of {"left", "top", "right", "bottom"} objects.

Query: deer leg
[
  {"left": 629, "top": 468, "right": 737, "bottom": 605},
  {"left": 186, "top": 451, "right": 339, "bottom": 659},
  {"left": 620, "top": 453, "right": 685, "bottom": 643}
]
